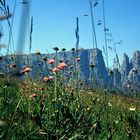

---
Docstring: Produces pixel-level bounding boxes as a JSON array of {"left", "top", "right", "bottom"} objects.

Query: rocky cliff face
[
  {"left": 78, "top": 48, "right": 108, "bottom": 85},
  {"left": 90, "top": 48, "right": 109, "bottom": 86},
  {"left": 128, "top": 51, "right": 140, "bottom": 82},
  {"left": 120, "top": 53, "right": 132, "bottom": 83},
  {"left": 120, "top": 51, "right": 140, "bottom": 92},
  {"left": 79, "top": 49, "right": 90, "bottom": 83}
]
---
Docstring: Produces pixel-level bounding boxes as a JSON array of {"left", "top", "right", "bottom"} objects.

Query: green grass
[{"left": 0, "top": 77, "right": 140, "bottom": 140}]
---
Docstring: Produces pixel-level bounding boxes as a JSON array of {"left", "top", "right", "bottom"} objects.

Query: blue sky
[{"left": 1, "top": 0, "right": 140, "bottom": 67}]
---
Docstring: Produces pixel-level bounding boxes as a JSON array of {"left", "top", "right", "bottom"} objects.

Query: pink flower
[
  {"left": 51, "top": 67, "right": 60, "bottom": 73},
  {"left": 57, "top": 62, "right": 68, "bottom": 70},
  {"left": 9, "top": 64, "right": 16, "bottom": 69},
  {"left": 21, "top": 67, "right": 31, "bottom": 74},
  {"left": 30, "top": 93, "right": 38, "bottom": 97},
  {"left": 76, "top": 57, "right": 80, "bottom": 62},
  {"left": 48, "top": 59, "right": 56, "bottom": 64},
  {"left": 48, "top": 75, "right": 53, "bottom": 80}
]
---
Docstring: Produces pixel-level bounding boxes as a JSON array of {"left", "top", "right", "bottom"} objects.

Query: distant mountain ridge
[{"left": 1, "top": 48, "right": 140, "bottom": 93}]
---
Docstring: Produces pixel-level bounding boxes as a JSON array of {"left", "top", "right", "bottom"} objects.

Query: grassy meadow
[{"left": 0, "top": 68, "right": 140, "bottom": 139}]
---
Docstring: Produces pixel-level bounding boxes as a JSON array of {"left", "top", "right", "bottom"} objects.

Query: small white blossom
[{"left": 129, "top": 107, "right": 136, "bottom": 111}]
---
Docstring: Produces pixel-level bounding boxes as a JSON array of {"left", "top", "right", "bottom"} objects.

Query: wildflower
[
  {"left": 108, "top": 102, "right": 112, "bottom": 107},
  {"left": 43, "top": 76, "right": 53, "bottom": 82},
  {"left": 48, "top": 59, "right": 56, "bottom": 64},
  {"left": 35, "top": 50, "right": 41, "bottom": 56},
  {"left": 52, "top": 98, "right": 57, "bottom": 102},
  {"left": 48, "top": 75, "right": 53, "bottom": 80},
  {"left": 43, "top": 56, "right": 47, "bottom": 62},
  {"left": 12, "top": 64, "right": 17, "bottom": 68},
  {"left": 69, "top": 71, "right": 73, "bottom": 75},
  {"left": 127, "top": 84, "right": 131, "bottom": 89},
  {"left": 39, "top": 131, "right": 47, "bottom": 135},
  {"left": 97, "top": 98, "right": 100, "bottom": 102},
  {"left": 80, "top": 80, "right": 84, "bottom": 86},
  {"left": 88, "top": 92, "right": 93, "bottom": 95},
  {"left": 40, "top": 86, "right": 45, "bottom": 91},
  {"left": 69, "top": 65, "right": 73, "bottom": 69},
  {"left": 90, "top": 64, "right": 95, "bottom": 68},
  {"left": 9, "top": 64, "right": 16, "bottom": 69},
  {"left": 129, "top": 107, "right": 136, "bottom": 111},
  {"left": 87, "top": 108, "right": 90, "bottom": 111},
  {"left": 59, "top": 59, "right": 63, "bottom": 63},
  {"left": 71, "top": 48, "right": 75, "bottom": 51},
  {"left": 0, "top": 56, "right": 3, "bottom": 61},
  {"left": 76, "top": 57, "right": 80, "bottom": 62},
  {"left": 115, "top": 120, "right": 119, "bottom": 124},
  {"left": 109, "top": 70, "right": 113, "bottom": 75},
  {"left": 0, "top": 119, "right": 5, "bottom": 126},
  {"left": 30, "top": 93, "right": 38, "bottom": 98},
  {"left": 62, "top": 48, "right": 66, "bottom": 51},
  {"left": 55, "top": 110, "right": 59, "bottom": 113},
  {"left": 51, "top": 67, "right": 60, "bottom": 74},
  {"left": 58, "top": 98, "right": 62, "bottom": 101},
  {"left": 21, "top": 67, "right": 31, "bottom": 74},
  {"left": 57, "top": 62, "right": 68, "bottom": 70},
  {"left": 53, "top": 47, "right": 59, "bottom": 51},
  {"left": 92, "top": 123, "right": 97, "bottom": 128},
  {"left": 132, "top": 68, "right": 138, "bottom": 74}
]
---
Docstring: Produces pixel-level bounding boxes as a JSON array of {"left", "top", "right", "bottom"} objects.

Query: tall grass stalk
[
  {"left": 102, "top": 1, "right": 110, "bottom": 137},
  {"left": 53, "top": 47, "right": 59, "bottom": 140},
  {"left": 28, "top": 16, "right": 33, "bottom": 66},
  {"left": 88, "top": 0, "right": 98, "bottom": 90},
  {"left": 111, "top": 33, "right": 121, "bottom": 69},
  {"left": 7, "top": 0, "right": 17, "bottom": 55},
  {"left": 102, "top": 0, "right": 109, "bottom": 68},
  {"left": 88, "top": 0, "right": 98, "bottom": 49},
  {"left": 0, "top": 0, "right": 16, "bottom": 63},
  {"left": 75, "top": 17, "right": 79, "bottom": 94}
]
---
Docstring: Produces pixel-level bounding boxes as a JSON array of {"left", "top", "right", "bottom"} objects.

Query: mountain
[
  {"left": 120, "top": 53, "right": 132, "bottom": 83},
  {"left": 1, "top": 48, "right": 140, "bottom": 93}
]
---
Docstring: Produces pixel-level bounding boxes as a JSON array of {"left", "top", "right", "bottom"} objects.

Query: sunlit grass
[{"left": 0, "top": 76, "right": 140, "bottom": 139}]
